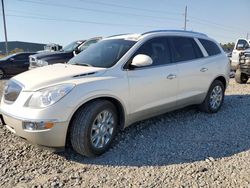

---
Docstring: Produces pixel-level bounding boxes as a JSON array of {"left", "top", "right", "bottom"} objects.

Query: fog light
[{"left": 23, "top": 121, "right": 54, "bottom": 130}]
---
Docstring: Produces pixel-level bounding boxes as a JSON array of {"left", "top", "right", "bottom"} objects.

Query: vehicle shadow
[{"left": 59, "top": 94, "right": 250, "bottom": 167}]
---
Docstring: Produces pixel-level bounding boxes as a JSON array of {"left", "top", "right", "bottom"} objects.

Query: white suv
[{"left": 0, "top": 30, "right": 230, "bottom": 157}]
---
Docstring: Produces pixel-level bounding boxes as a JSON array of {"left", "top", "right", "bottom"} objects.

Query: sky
[{"left": 0, "top": 0, "right": 250, "bottom": 46}]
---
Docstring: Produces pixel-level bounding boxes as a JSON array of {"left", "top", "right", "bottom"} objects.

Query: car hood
[
  {"left": 32, "top": 51, "right": 72, "bottom": 59},
  {"left": 13, "top": 63, "right": 106, "bottom": 91}
]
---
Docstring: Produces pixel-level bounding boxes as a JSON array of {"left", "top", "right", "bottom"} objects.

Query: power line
[
  {"left": 8, "top": 0, "right": 249, "bottom": 42},
  {"left": 3, "top": 12, "right": 237, "bottom": 42},
  {"left": 3, "top": 13, "right": 166, "bottom": 29},
  {"left": 189, "top": 19, "right": 239, "bottom": 33},
  {"left": 17, "top": 0, "right": 247, "bottom": 34},
  {"left": 2, "top": 9, "right": 246, "bottom": 41},
  {"left": 5, "top": 9, "right": 49, "bottom": 17},
  {"left": 78, "top": 0, "right": 181, "bottom": 15},
  {"left": 189, "top": 16, "right": 250, "bottom": 32},
  {"left": 78, "top": 0, "right": 250, "bottom": 33},
  {"left": 17, "top": 0, "right": 183, "bottom": 24}
]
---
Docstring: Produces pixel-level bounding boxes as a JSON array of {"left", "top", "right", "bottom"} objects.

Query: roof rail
[
  {"left": 107, "top": 33, "right": 133, "bottom": 38},
  {"left": 142, "top": 30, "right": 207, "bottom": 37}
]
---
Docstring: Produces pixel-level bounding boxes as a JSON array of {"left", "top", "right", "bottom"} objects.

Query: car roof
[
  {"left": 105, "top": 30, "right": 208, "bottom": 41},
  {"left": 142, "top": 30, "right": 207, "bottom": 37}
]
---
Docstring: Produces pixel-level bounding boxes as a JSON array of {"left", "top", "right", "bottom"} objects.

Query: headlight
[
  {"left": 23, "top": 121, "right": 54, "bottom": 130},
  {"left": 27, "top": 84, "right": 75, "bottom": 108},
  {"left": 37, "top": 59, "right": 48, "bottom": 66}
]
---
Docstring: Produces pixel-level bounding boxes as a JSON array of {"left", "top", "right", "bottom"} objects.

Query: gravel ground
[{"left": 1, "top": 79, "right": 250, "bottom": 188}]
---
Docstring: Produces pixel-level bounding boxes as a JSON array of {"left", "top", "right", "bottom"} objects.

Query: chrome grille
[{"left": 4, "top": 80, "right": 23, "bottom": 103}]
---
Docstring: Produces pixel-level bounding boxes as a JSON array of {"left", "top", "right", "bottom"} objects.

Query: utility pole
[
  {"left": 184, "top": 6, "right": 187, "bottom": 31},
  {"left": 1, "top": 0, "right": 8, "bottom": 55}
]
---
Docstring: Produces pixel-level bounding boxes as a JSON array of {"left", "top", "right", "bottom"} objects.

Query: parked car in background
[
  {"left": 29, "top": 37, "right": 102, "bottom": 69},
  {"left": 231, "top": 38, "right": 250, "bottom": 70},
  {"left": 0, "top": 30, "right": 229, "bottom": 157},
  {"left": 235, "top": 49, "right": 250, "bottom": 83},
  {"left": 0, "top": 52, "right": 37, "bottom": 79},
  {"left": 37, "top": 43, "right": 63, "bottom": 53}
]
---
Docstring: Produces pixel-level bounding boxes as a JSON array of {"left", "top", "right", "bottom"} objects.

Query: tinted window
[
  {"left": 199, "top": 39, "right": 221, "bottom": 56},
  {"left": 132, "top": 37, "right": 171, "bottom": 67},
  {"left": 170, "top": 37, "right": 203, "bottom": 62},
  {"left": 15, "top": 54, "right": 29, "bottom": 60}
]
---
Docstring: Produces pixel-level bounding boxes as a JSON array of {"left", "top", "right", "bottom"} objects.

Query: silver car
[{"left": 0, "top": 30, "right": 230, "bottom": 157}]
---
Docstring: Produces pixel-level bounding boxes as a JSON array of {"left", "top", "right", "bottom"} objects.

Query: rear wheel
[
  {"left": 235, "top": 69, "right": 248, "bottom": 84},
  {"left": 199, "top": 80, "right": 225, "bottom": 113},
  {"left": 70, "top": 100, "right": 118, "bottom": 157}
]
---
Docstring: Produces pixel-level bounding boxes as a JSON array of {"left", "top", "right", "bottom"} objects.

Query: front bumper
[
  {"left": 240, "top": 67, "right": 250, "bottom": 75},
  {"left": 2, "top": 112, "right": 69, "bottom": 147}
]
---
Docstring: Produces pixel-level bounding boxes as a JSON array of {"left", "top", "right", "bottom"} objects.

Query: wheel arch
[
  {"left": 65, "top": 95, "right": 126, "bottom": 146},
  {"left": 204, "top": 75, "right": 227, "bottom": 100},
  {"left": 213, "top": 75, "right": 227, "bottom": 88}
]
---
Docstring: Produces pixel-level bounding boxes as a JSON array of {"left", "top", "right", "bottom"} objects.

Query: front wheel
[
  {"left": 70, "top": 100, "right": 118, "bottom": 157},
  {"left": 199, "top": 80, "right": 225, "bottom": 113},
  {"left": 235, "top": 69, "right": 248, "bottom": 84}
]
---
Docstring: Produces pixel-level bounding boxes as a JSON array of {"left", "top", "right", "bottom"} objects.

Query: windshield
[
  {"left": 62, "top": 41, "right": 82, "bottom": 52},
  {"left": 236, "top": 39, "right": 250, "bottom": 50},
  {"left": 0, "top": 53, "right": 17, "bottom": 61},
  {"left": 68, "top": 39, "right": 136, "bottom": 68}
]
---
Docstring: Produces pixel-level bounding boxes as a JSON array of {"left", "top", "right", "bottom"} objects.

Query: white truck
[
  {"left": 37, "top": 43, "right": 63, "bottom": 53},
  {"left": 231, "top": 38, "right": 250, "bottom": 70}
]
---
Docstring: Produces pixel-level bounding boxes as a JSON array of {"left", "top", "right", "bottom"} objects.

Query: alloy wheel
[
  {"left": 209, "top": 85, "right": 223, "bottom": 110},
  {"left": 90, "top": 110, "right": 115, "bottom": 149}
]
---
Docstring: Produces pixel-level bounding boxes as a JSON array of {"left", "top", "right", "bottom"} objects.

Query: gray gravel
[{"left": 1, "top": 79, "right": 250, "bottom": 188}]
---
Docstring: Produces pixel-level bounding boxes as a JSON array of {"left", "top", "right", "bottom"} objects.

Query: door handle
[
  {"left": 167, "top": 74, "right": 176, "bottom": 80},
  {"left": 200, "top": 68, "right": 208, "bottom": 72}
]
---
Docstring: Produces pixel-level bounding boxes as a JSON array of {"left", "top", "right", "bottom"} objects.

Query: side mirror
[{"left": 131, "top": 54, "right": 153, "bottom": 68}]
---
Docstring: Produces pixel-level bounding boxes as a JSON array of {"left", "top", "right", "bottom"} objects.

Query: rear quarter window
[{"left": 199, "top": 39, "right": 221, "bottom": 56}]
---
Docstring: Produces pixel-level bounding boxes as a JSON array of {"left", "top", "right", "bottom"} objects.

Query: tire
[
  {"left": 199, "top": 80, "right": 225, "bottom": 113},
  {"left": 0, "top": 69, "right": 4, "bottom": 79},
  {"left": 235, "top": 69, "right": 248, "bottom": 84},
  {"left": 70, "top": 100, "right": 118, "bottom": 157}
]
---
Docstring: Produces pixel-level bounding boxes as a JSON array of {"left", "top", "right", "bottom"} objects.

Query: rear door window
[
  {"left": 169, "top": 37, "right": 203, "bottom": 63},
  {"left": 199, "top": 39, "right": 221, "bottom": 56}
]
